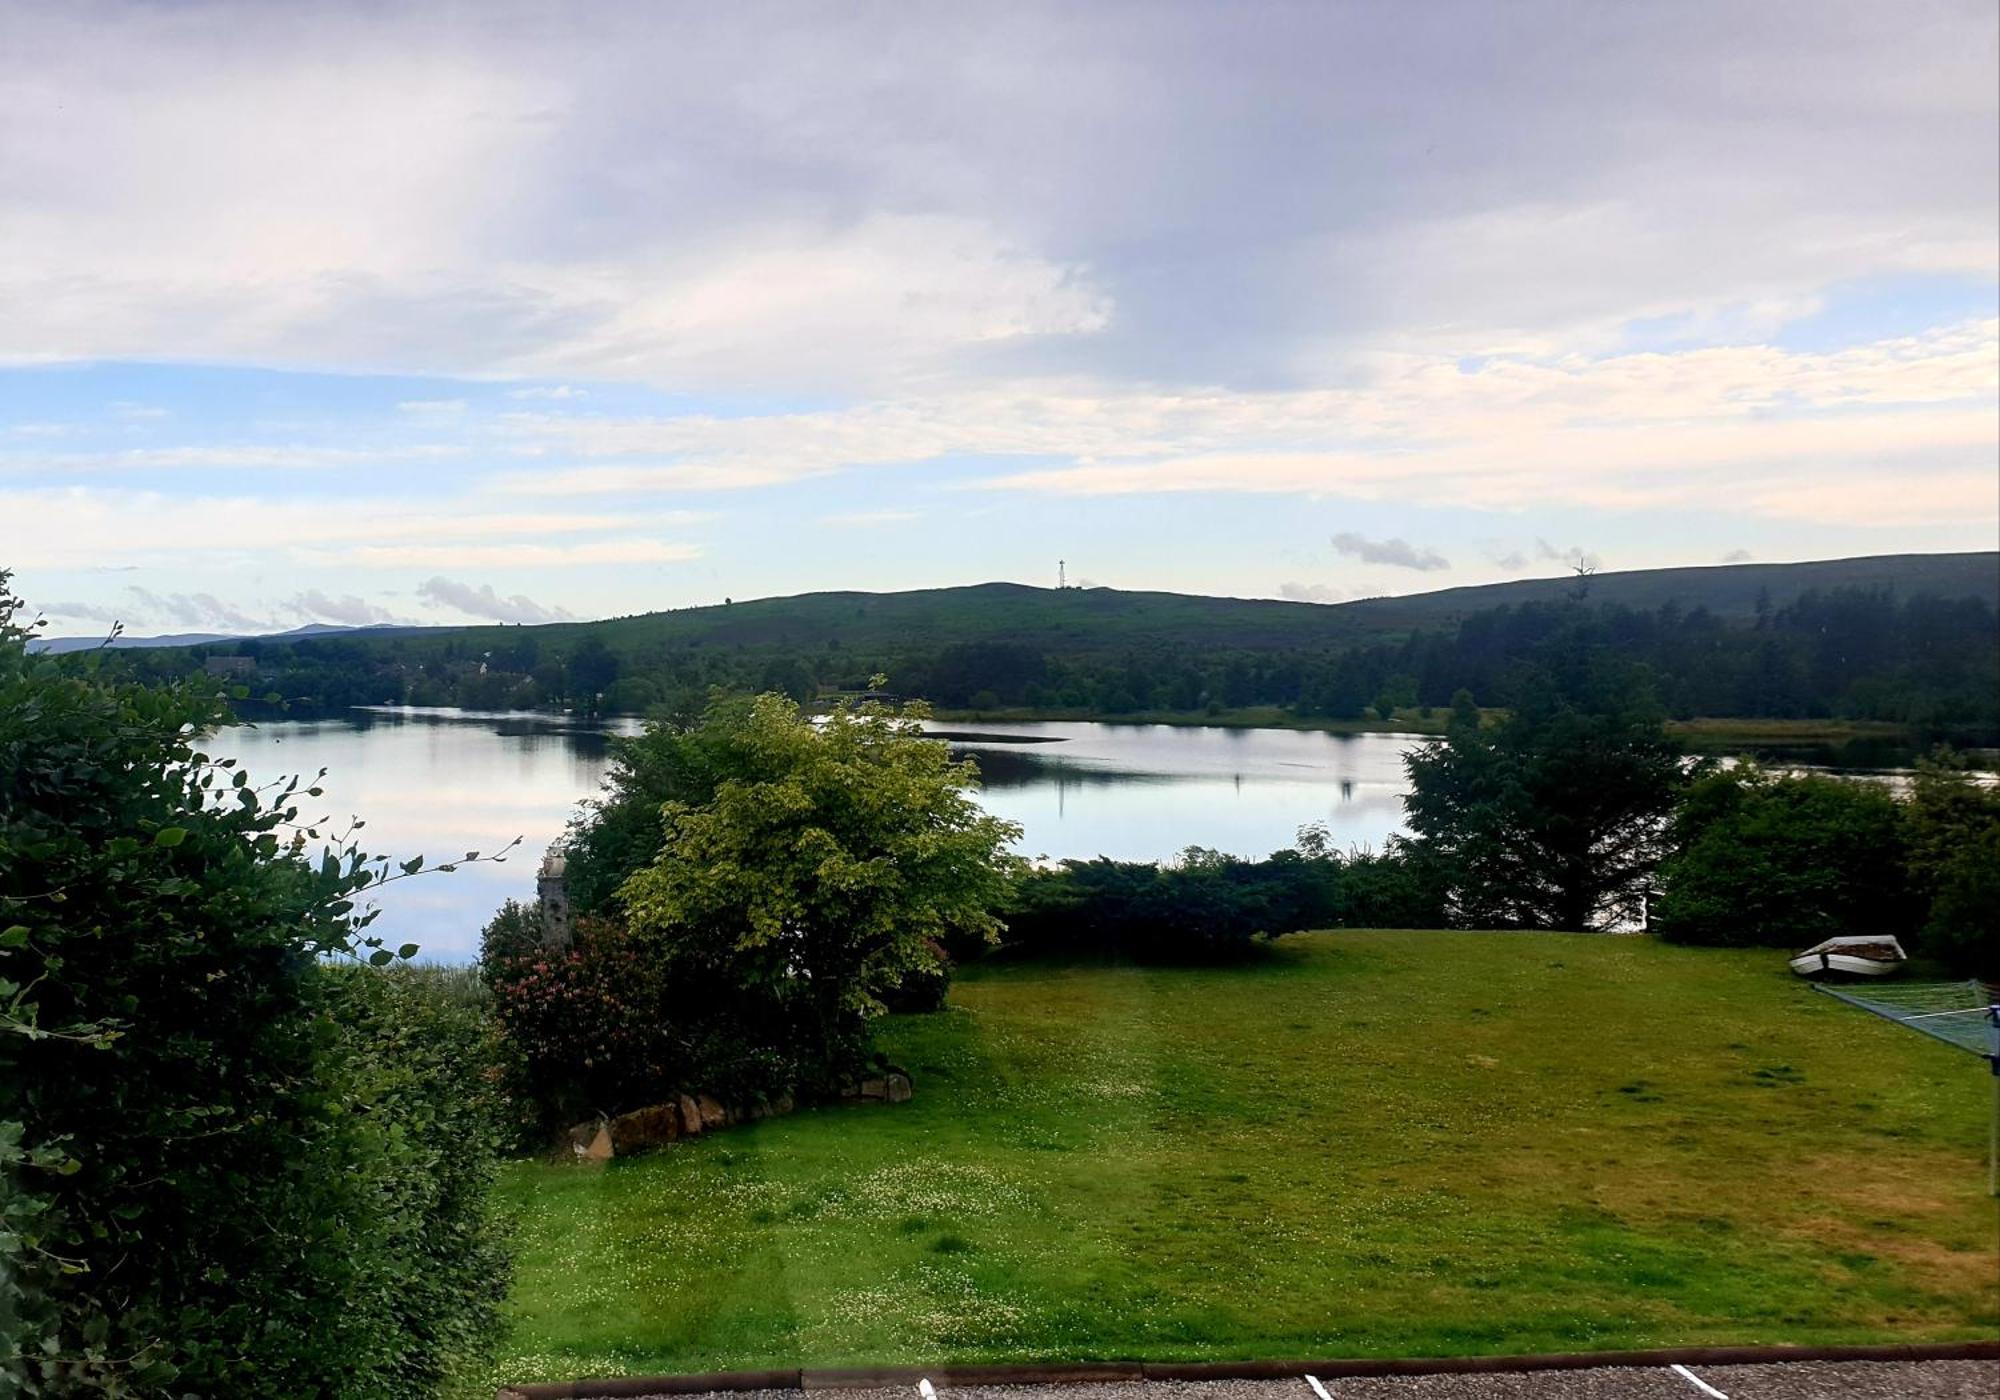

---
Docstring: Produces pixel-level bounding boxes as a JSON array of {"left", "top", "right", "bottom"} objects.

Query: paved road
[{"left": 633, "top": 1365, "right": 1998, "bottom": 1400}]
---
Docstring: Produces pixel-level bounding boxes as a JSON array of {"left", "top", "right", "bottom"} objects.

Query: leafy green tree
[
  {"left": 1904, "top": 751, "right": 2000, "bottom": 978},
  {"left": 1653, "top": 766, "right": 1913, "bottom": 948},
  {"left": 0, "top": 573, "right": 507, "bottom": 1396},
  {"left": 1403, "top": 654, "right": 1687, "bottom": 930},
  {"left": 620, "top": 690, "right": 1019, "bottom": 1090},
  {"left": 564, "top": 635, "right": 619, "bottom": 708},
  {"left": 557, "top": 697, "right": 746, "bottom": 917}
]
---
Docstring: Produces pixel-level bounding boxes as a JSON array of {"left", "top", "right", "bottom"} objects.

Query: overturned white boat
[{"left": 1790, "top": 935, "right": 1908, "bottom": 979}]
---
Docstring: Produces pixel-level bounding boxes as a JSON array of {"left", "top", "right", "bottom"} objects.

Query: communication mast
[{"left": 1059, "top": 559, "right": 1067, "bottom": 590}]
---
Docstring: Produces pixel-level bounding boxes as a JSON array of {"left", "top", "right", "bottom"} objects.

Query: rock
[
  {"left": 677, "top": 1093, "right": 703, "bottom": 1136},
  {"left": 697, "top": 1094, "right": 727, "bottom": 1129},
  {"left": 857, "top": 1077, "right": 889, "bottom": 1100},
  {"left": 568, "top": 1117, "right": 613, "bottom": 1162},
  {"left": 609, "top": 1103, "right": 680, "bottom": 1155},
  {"left": 884, "top": 1072, "right": 912, "bottom": 1103}
]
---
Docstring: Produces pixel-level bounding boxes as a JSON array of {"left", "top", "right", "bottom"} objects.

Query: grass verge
[{"left": 469, "top": 932, "right": 1999, "bottom": 1391}]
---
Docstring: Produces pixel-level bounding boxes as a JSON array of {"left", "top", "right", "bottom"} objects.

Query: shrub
[
  {"left": 1905, "top": 753, "right": 2000, "bottom": 979},
  {"left": 1654, "top": 766, "right": 1913, "bottom": 948},
  {"left": 485, "top": 914, "right": 690, "bottom": 1136},
  {"left": 1000, "top": 838, "right": 1449, "bottom": 961},
  {"left": 620, "top": 690, "right": 1018, "bottom": 1094},
  {"left": 0, "top": 573, "right": 507, "bottom": 1396}
]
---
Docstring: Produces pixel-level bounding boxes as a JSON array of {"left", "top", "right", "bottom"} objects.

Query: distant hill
[
  {"left": 53, "top": 551, "right": 2000, "bottom": 737},
  {"left": 394, "top": 550, "right": 1999, "bottom": 658},
  {"left": 31, "top": 621, "right": 448, "bottom": 656},
  {"left": 1333, "top": 551, "right": 2000, "bottom": 630}
]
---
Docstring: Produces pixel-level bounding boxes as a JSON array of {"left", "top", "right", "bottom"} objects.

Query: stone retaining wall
[{"left": 564, "top": 1069, "right": 912, "bottom": 1161}]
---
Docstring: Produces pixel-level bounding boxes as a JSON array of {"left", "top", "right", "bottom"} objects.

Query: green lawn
[{"left": 474, "top": 932, "right": 1999, "bottom": 1390}]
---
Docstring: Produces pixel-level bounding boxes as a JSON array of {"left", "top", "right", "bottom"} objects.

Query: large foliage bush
[
  {"left": 0, "top": 576, "right": 507, "bottom": 1396},
  {"left": 1653, "top": 766, "right": 1913, "bottom": 948},
  {"left": 1404, "top": 636, "right": 1688, "bottom": 931},
  {"left": 489, "top": 690, "right": 1018, "bottom": 1122},
  {"left": 999, "top": 838, "right": 1447, "bottom": 961},
  {"left": 618, "top": 691, "right": 1019, "bottom": 1094},
  {"left": 1903, "top": 754, "right": 2000, "bottom": 979}
]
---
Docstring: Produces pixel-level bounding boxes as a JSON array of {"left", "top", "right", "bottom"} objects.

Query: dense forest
[{"left": 63, "top": 565, "right": 2000, "bottom": 743}]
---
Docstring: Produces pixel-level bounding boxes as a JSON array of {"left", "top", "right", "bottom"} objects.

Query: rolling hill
[{"left": 406, "top": 550, "right": 2000, "bottom": 658}]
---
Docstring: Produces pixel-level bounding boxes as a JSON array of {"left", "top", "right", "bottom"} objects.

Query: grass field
[{"left": 473, "top": 933, "right": 1999, "bottom": 1391}]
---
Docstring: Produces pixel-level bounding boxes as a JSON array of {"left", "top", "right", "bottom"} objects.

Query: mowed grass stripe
[{"left": 473, "top": 932, "right": 1998, "bottom": 1391}]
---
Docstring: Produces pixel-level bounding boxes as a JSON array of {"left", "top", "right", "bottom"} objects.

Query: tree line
[{"left": 64, "top": 585, "right": 2000, "bottom": 739}]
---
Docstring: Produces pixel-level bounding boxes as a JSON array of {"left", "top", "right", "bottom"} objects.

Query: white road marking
[
  {"left": 1304, "top": 1374, "right": 1334, "bottom": 1400},
  {"left": 918, "top": 1380, "right": 937, "bottom": 1400},
  {"left": 1670, "top": 1363, "right": 1730, "bottom": 1399}
]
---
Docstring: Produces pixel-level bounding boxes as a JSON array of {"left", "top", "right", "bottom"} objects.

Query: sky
[{"left": 4, "top": 0, "right": 1997, "bottom": 636}]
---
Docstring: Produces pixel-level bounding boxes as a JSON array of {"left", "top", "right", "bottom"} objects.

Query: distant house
[{"left": 203, "top": 656, "right": 255, "bottom": 677}]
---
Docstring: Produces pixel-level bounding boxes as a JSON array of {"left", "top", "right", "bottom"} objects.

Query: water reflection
[
  {"left": 203, "top": 709, "right": 1987, "bottom": 963},
  {"left": 201, "top": 710, "right": 1427, "bottom": 962}
]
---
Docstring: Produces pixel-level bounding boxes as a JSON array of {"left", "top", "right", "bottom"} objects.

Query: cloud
[
  {"left": 1490, "top": 551, "right": 1530, "bottom": 572},
  {"left": 285, "top": 590, "right": 408, "bottom": 626},
  {"left": 506, "top": 384, "right": 587, "bottom": 400},
  {"left": 416, "top": 576, "right": 577, "bottom": 625},
  {"left": 38, "top": 599, "right": 122, "bottom": 623},
  {"left": 3, "top": 4, "right": 1991, "bottom": 395},
  {"left": 476, "top": 319, "right": 1999, "bottom": 529},
  {"left": 326, "top": 539, "right": 699, "bottom": 569},
  {"left": 125, "top": 587, "right": 266, "bottom": 633},
  {"left": 396, "top": 399, "right": 467, "bottom": 416},
  {"left": 820, "top": 509, "right": 919, "bottom": 527},
  {"left": 1329, "top": 532, "right": 1449, "bottom": 571},
  {"left": 1533, "top": 539, "right": 1605, "bottom": 572},
  {"left": 1719, "top": 548, "right": 1755, "bottom": 563},
  {"left": 2, "top": 443, "right": 466, "bottom": 474},
  {"left": 0, "top": 485, "right": 708, "bottom": 569},
  {"left": 1279, "top": 582, "right": 1346, "bottom": 603}
]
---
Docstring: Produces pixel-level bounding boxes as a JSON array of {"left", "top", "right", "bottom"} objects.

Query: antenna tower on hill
[{"left": 1059, "top": 560, "right": 1067, "bottom": 590}]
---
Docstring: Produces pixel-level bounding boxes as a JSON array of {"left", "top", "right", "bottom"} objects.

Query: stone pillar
[{"left": 536, "top": 851, "right": 572, "bottom": 949}]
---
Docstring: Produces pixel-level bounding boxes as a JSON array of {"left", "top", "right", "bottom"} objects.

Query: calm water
[{"left": 203, "top": 709, "right": 1420, "bottom": 961}]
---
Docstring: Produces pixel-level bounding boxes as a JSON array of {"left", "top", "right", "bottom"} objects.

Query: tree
[
  {"left": 556, "top": 696, "right": 746, "bottom": 917},
  {"left": 1402, "top": 649, "right": 1687, "bottom": 930},
  {"left": 1652, "top": 766, "right": 1912, "bottom": 948},
  {"left": 619, "top": 689, "right": 1020, "bottom": 1090},
  {"left": 564, "top": 635, "right": 619, "bottom": 708},
  {"left": 0, "top": 572, "right": 507, "bottom": 1396},
  {"left": 1904, "top": 751, "right": 2000, "bottom": 978}
]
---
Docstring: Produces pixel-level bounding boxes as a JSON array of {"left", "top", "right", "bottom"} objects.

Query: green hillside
[
  {"left": 71, "top": 552, "right": 2000, "bottom": 738},
  {"left": 1334, "top": 550, "right": 1999, "bottom": 629},
  {"left": 439, "top": 550, "right": 2000, "bottom": 658}
]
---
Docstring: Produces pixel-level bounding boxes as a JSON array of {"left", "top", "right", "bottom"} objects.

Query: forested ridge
[{"left": 60, "top": 553, "right": 2000, "bottom": 739}]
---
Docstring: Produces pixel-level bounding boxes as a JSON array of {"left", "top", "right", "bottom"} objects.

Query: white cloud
[
  {"left": 416, "top": 576, "right": 577, "bottom": 624},
  {"left": 396, "top": 399, "right": 468, "bottom": 416},
  {"left": 0, "top": 486, "right": 708, "bottom": 569},
  {"left": 320, "top": 539, "right": 700, "bottom": 569},
  {"left": 1278, "top": 582, "right": 1346, "bottom": 603},
  {"left": 1329, "top": 533, "right": 1450, "bottom": 571},
  {"left": 3, "top": 443, "right": 466, "bottom": 474},
  {"left": 284, "top": 590, "right": 409, "bottom": 626},
  {"left": 820, "top": 509, "right": 920, "bottom": 527},
  {"left": 4, "top": 4, "right": 1989, "bottom": 394},
  {"left": 36, "top": 598, "right": 122, "bottom": 623},
  {"left": 481, "top": 319, "right": 1998, "bottom": 528},
  {"left": 126, "top": 587, "right": 265, "bottom": 633}
]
